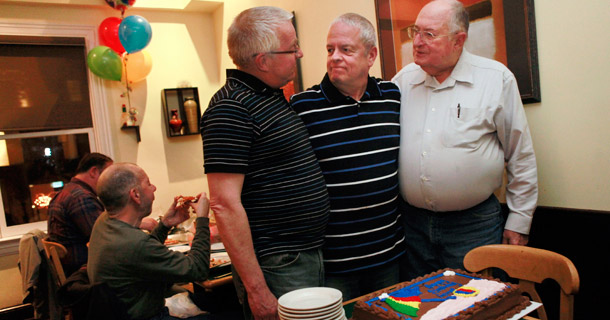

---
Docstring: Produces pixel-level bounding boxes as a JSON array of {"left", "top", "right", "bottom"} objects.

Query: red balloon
[{"left": 99, "top": 17, "right": 125, "bottom": 55}]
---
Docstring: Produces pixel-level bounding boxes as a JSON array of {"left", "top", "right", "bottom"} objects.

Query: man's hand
[
  {"left": 502, "top": 229, "right": 529, "bottom": 245},
  {"left": 160, "top": 196, "right": 191, "bottom": 228},
  {"left": 139, "top": 217, "right": 158, "bottom": 232},
  {"left": 248, "top": 288, "right": 279, "bottom": 320},
  {"left": 189, "top": 193, "right": 210, "bottom": 218}
]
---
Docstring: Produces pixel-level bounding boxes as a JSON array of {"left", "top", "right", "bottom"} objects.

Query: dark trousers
[
  {"left": 399, "top": 195, "right": 504, "bottom": 281},
  {"left": 325, "top": 260, "right": 400, "bottom": 301}
]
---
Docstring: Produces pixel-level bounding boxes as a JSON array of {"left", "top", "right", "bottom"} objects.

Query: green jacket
[{"left": 87, "top": 212, "right": 210, "bottom": 319}]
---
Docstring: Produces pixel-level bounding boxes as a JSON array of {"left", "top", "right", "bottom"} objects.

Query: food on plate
[
  {"left": 164, "top": 239, "right": 180, "bottom": 246},
  {"left": 210, "top": 253, "right": 230, "bottom": 268},
  {"left": 176, "top": 195, "right": 199, "bottom": 208}
]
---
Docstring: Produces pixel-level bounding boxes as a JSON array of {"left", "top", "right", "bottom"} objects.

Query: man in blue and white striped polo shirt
[
  {"left": 291, "top": 13, "right": 405, "bottom": 300},
  {"left": 200, "top": 6, "right": 330, "bottom": 320}
]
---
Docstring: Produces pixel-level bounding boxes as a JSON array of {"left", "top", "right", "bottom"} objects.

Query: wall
[
  {"left": 1, "top": 0, "right": 609, "bottom": 312},
  {"left": 525, "top": 0, "right": 610, "bottom": 210}
]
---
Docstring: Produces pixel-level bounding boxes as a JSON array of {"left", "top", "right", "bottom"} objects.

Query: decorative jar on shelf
[
  {"left": 169, "top": 109, "right": 183, "bottom": 133},
  {"left": 183, "top": 98, "right": 199, "bottom": 134}
]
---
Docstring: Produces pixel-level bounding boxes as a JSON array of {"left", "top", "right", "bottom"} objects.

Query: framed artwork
[{"left": 375, "top": 0, "right": 540, "bottom": 103}]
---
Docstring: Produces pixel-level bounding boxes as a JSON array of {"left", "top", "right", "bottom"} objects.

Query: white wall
[
  {"left": 524, "top": 0, "right": 610, "bottom": 210},
  {"left": 1, "top": 0, "right": 609, "bottom": 310}
]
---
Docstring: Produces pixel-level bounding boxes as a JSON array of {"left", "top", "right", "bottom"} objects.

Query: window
[
  {"left": 0, "top": 130, "right": 94, "bottom": 237},
  {"left": 0, "top": 22, "right": 113, "bottom": 243}
]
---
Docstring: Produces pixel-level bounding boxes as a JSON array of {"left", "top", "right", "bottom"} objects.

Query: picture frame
[{"left": 375, "top": 0, "right": 540, "bottom": 103}]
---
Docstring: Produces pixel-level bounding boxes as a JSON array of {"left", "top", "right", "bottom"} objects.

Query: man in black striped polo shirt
[
  {"left": 290, "top": 13, "right": 405, "bottom": 300},
  {"left": 200, "top": 6, "right": 330, "bottom": 320}
]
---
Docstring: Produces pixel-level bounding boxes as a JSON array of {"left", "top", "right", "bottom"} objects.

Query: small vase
[
  {"left": 183, "top": 98, "right": 199, "bottom": 134},
  {"left": 169, "top": 109, "right": 183, "bottom": 134}
]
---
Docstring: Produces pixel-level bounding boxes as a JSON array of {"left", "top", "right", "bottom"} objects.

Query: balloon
[
  {"left": 122, "top": 50, "right": 152, "bottom": 83},
  {"left": 86, "top": 46, "right": 122, "bottom": 81},
  {"left": 119, "top": 15, "right": 152, "bottom": 54},
  {"left": 104, "top": 0, "right": 135, "bottom": 11},
  {"left": 118, "top": 0, "right": 136, "bottom": 6},
  {"left": 98, "top": 17, "right": 125, "bottom": 54}
]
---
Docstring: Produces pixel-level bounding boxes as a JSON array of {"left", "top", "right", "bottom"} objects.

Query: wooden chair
[
  {"left": 463, "top": 244, "right": 579, "bottom": 320},
  {"left": 41, "top": 239, "right": 68, "bottom": 286}
]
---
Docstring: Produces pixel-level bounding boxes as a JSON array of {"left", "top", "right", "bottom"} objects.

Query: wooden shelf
[
  {"left": 121, "top": 125, "right": 141, "bottom": 142},
  {"left": 162, "top": 87, "right": 201, "bottom": 138}
]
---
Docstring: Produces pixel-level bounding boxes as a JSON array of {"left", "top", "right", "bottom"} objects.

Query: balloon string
[{"left": 123, "top": 54, "right": 132, "bottom": 110}]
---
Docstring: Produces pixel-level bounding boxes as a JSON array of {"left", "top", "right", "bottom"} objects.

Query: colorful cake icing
[{"left": 351, "top": 269, "right": 529, "bottom": 320}]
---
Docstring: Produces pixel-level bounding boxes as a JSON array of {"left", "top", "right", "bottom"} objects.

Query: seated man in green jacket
[{"left": 87, "top": 163, "right": 210, "bottom": 320}]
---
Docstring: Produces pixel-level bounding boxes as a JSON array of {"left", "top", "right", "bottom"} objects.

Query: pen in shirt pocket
[{"left": 457, "top": 103, "right": 461, "bottom": 118}]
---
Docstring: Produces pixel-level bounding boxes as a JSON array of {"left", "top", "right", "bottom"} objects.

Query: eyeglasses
[
  {"left": 265, "top": 50, "right": 299, "bottom": 55},
  {"left": 253, "top": 44, "right": 300, "bottom": 57},
  {"left": 406, "top": 26, "right": 454, "bottom": 43}
]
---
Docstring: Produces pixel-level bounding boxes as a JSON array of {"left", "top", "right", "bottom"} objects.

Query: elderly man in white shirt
[{"left": 392, "top": 0, "right": 537, "bottom": 280}]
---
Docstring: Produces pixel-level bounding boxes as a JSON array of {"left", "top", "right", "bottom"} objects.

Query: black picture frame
[{"left": 375, "top": 0, "right": 541, "bottom": 104}]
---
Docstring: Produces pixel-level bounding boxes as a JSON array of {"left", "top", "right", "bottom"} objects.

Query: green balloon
[{"left": 87, "top": 45, "right": 122, "bottom": 81}]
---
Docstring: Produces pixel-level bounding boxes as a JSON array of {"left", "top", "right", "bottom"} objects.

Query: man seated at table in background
[
  {"left": 88, "top": 163, "right": 211, "bottom": 320},
  {"left": 47, "top": 152, "right": 113, "bottom": 277}
]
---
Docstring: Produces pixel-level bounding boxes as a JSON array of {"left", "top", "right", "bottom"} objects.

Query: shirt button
[
  {"left": 426, "top": 129, "right": 431, "bottom": 133},
  {"left": 431, "top": 108, "right": 436, "bottom": 112},
  {"left": 422, "top": 151, "right": 427, "bottom": 156},
  {"left": 421, "top": 176, "right": 429, "bottom": 182}
]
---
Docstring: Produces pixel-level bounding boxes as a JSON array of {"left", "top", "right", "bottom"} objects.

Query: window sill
[{"left": 0, "top": 235, "right": 24, "bottom": 257}]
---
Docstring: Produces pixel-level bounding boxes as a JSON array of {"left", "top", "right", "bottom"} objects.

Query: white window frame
[{"left": 0, "top": 22, "right": 114, "bottom": 254}]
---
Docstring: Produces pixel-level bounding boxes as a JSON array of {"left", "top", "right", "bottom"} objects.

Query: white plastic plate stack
[{"left": 277, "top": 287, "right": 346, "bottom": 320}]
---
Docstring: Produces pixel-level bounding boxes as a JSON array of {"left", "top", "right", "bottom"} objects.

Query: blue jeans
[
  {"left": 232, "top": 248, "right": 324, "bottom": 319},
  {"left": 325, "top": 260, "right": 400, "bottom": 301},
  {"left": 399, "top": 195, "right": 504, "bottom": 281}
]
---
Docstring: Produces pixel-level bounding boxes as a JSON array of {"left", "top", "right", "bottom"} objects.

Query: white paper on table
[
  {"left": 168, "top": 244, "right": 190, "bottom": 253},
  {"left": 211, "top": 242, "right": 225, "bottom": 251}
]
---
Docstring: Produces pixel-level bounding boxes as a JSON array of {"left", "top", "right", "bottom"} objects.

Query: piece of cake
[{"left": 351, "top": 268, "right": 529, "bottom": 320}]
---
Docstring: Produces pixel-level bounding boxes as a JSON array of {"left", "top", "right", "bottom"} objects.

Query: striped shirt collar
[
  {"left": 319, "top": 73, "right": 382, "bottom": 103},
  {"left": 227, "top": 69, "right": 285, "bottom": 96}
]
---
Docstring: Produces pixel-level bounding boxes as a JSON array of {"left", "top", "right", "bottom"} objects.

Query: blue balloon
[{"left": 119, "top": 15, "right": 152, "bottom": 53}]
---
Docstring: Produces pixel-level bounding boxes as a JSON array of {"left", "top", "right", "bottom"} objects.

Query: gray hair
[
  {"left": 331, "top": 13, "right": 377, "bottom": 49},
  {"left": 97, "top": 163, "right": 142, "bottom": 213},
  {"left": 228, "top": 6, "right": 294, "bottom": 68},
  {"left": 438, "top": 0, "right": 469, "bottom": 33}
]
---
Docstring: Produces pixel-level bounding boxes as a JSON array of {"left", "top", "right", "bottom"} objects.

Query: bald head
[
  {"left": 97, "top": 163, "right": 144, "bottom": 213},
  {"left": 422, "top": 0, "right": 469, "bottom": 33}
]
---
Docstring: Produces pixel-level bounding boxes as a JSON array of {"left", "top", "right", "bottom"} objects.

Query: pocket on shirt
[{"left": 441, "top": 105, "right": 492, "bottom": 149}]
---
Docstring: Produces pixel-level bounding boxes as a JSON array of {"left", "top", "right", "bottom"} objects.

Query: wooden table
[
  {"left": 197, "top": 274, "right": 233, "bottom": 292},
  {"left": 190, "top": 273, "right": 242, "bottom": 316}
]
